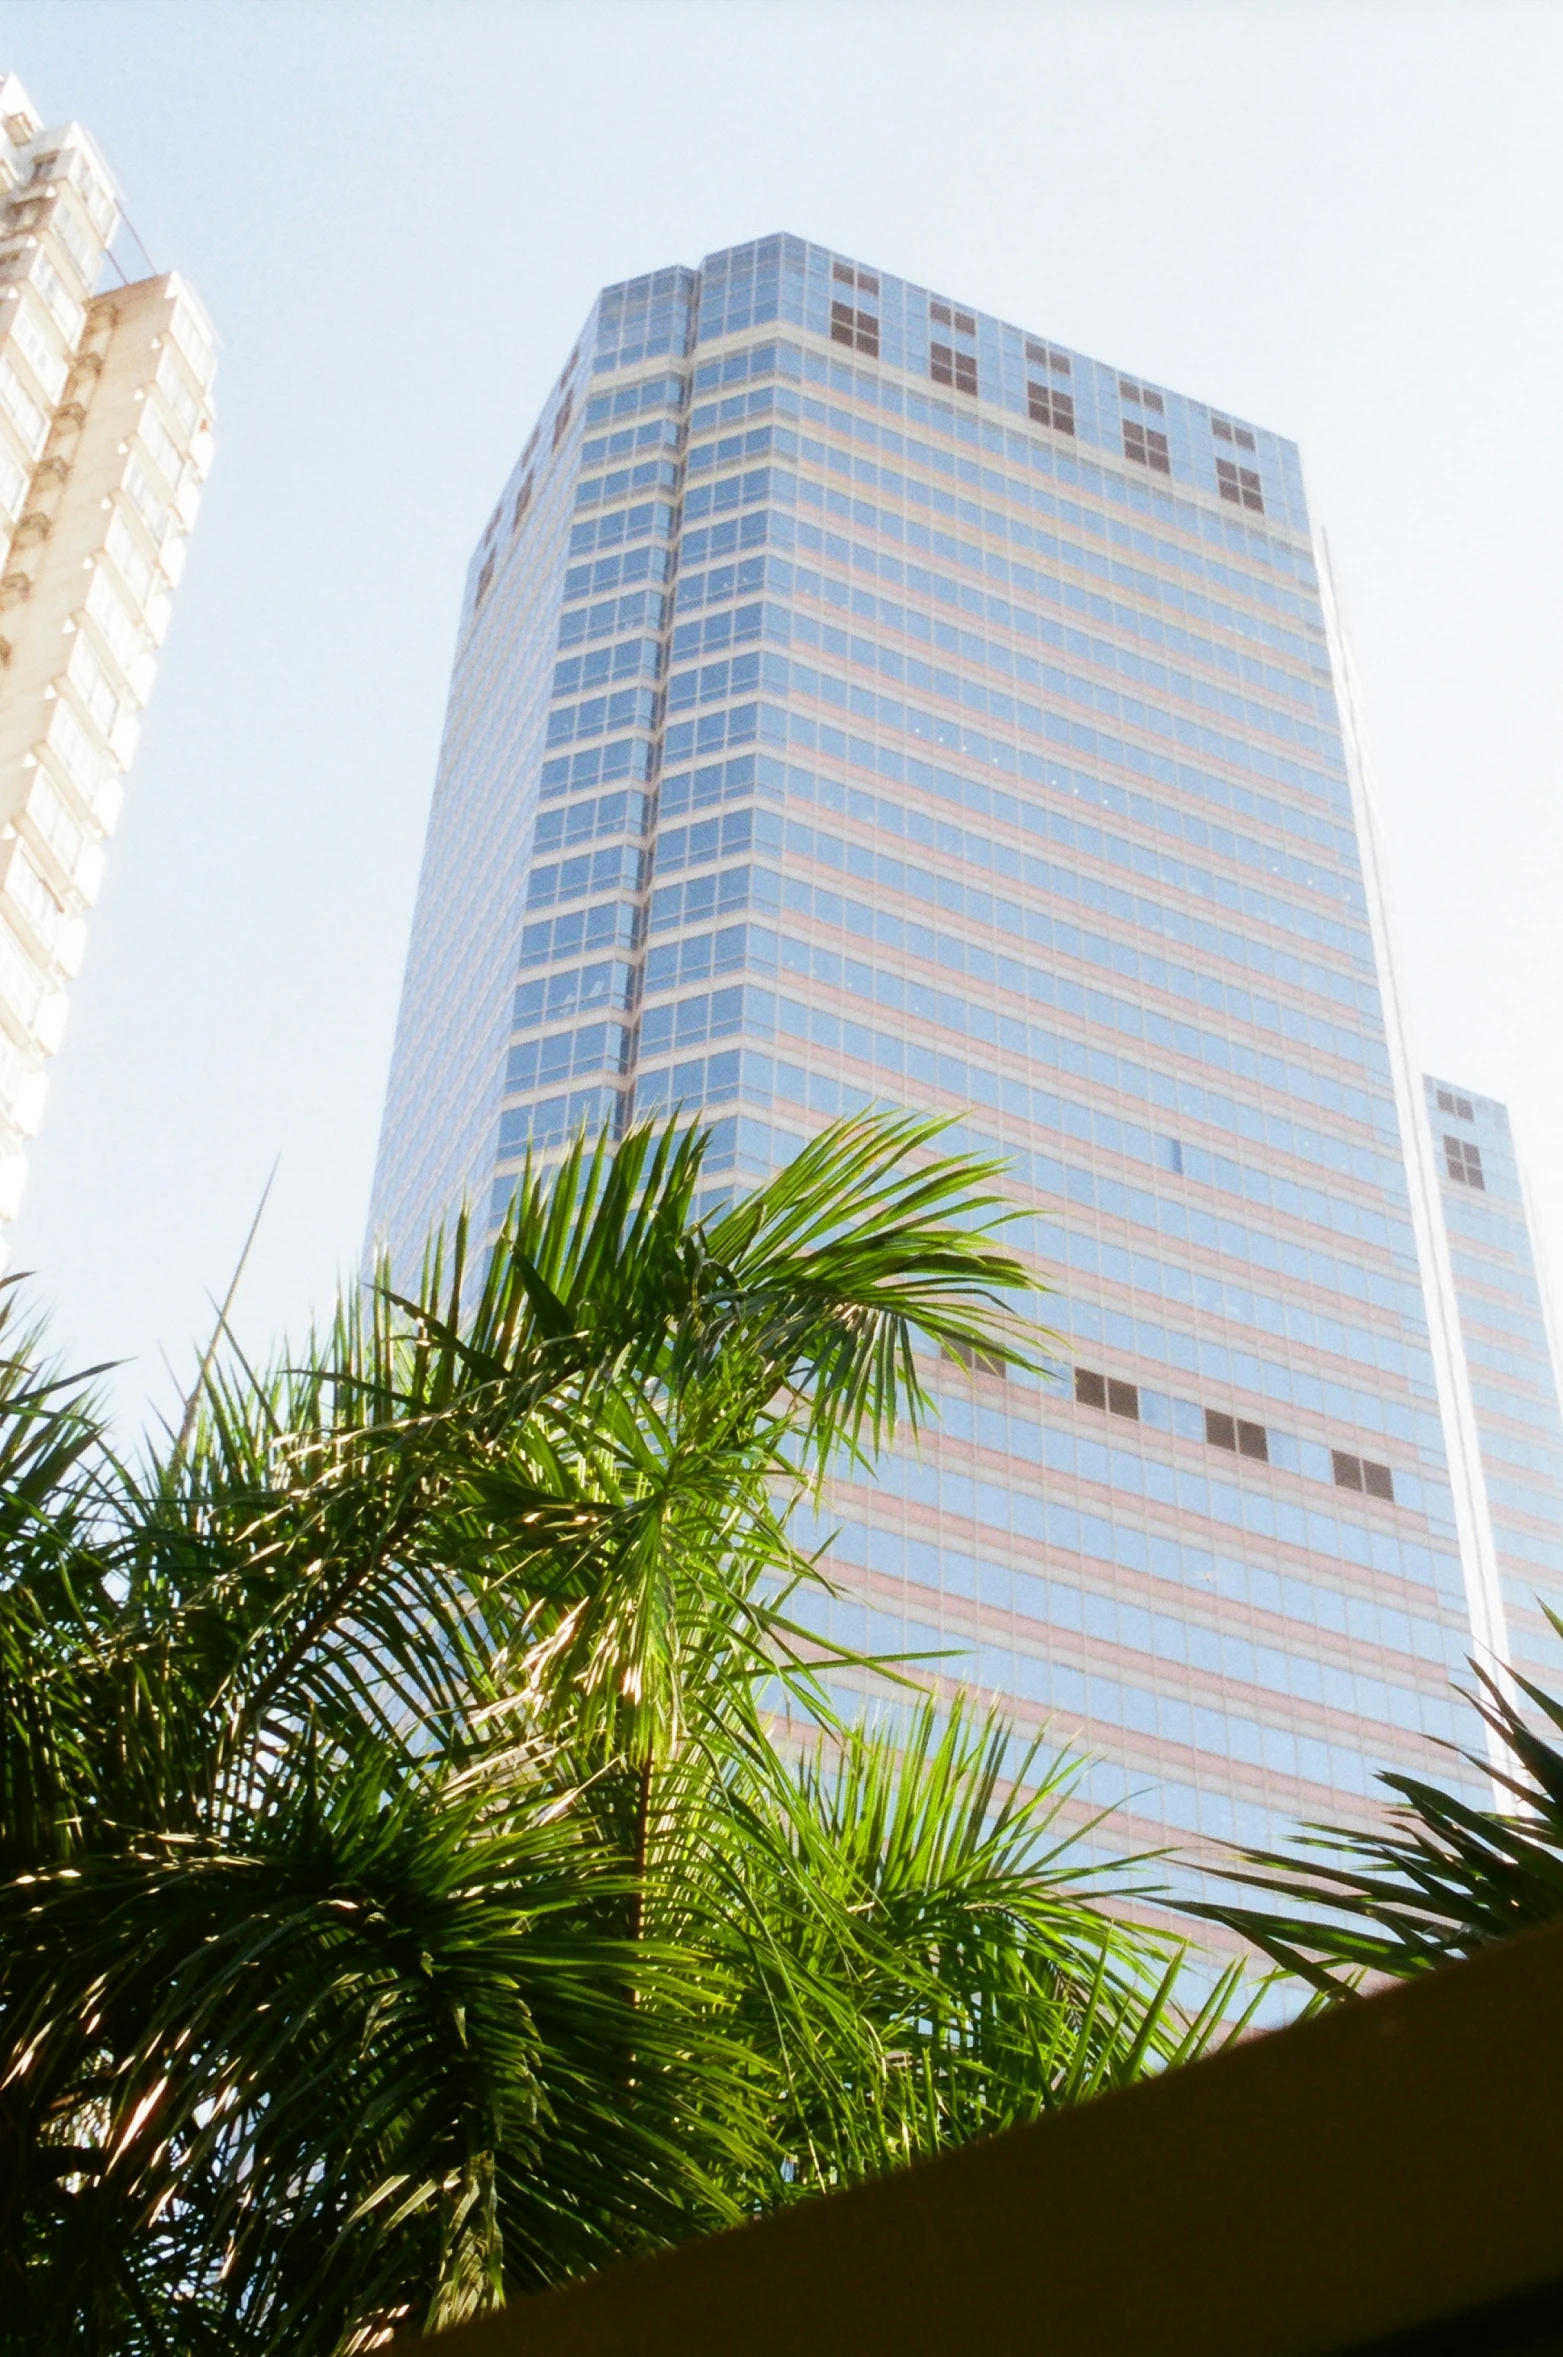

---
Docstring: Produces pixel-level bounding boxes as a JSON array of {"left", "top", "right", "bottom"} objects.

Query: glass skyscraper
[{"left": 371, "top": 234, "right": 1520, "bottom": 1893}]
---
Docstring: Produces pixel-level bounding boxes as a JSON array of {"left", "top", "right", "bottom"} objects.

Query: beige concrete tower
[{"left": 0, "top": 70, "right": 214, "bottom": 1237}]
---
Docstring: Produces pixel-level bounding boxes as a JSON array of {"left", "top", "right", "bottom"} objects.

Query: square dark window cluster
[
  {"left": 831, "top": 300, "right": 879, "bottom": 357},
  {"left": 1212, "top": 414, "right": 1256, "bottom": 450},
  {"left": 1073, "top": 1366, "right": 1139, "bottom": 1420},
  {"left": 930, "top": 298, "right": 975, "bottom": 334},
  {"left": 1437, "top": 1087, "right": 1475, "bottom": 1122},
  {"left": 1024, "top": 338, "right": 1071, "bottom": 376},
  {"left": 1444, "top": 1135, "right": 1485, "bottom": 1190},
  {"left": 930, "top": 340, "right": 978, "bottom": 396},
  {"left": 1333, "top": 1450, "right": 1395, "bottom": 1502},
  {"left": 1119, "top": 377, "right": 1164, "bottom": 413},
  {"left": 1027, "top": 380, "right": 1075, "bottom": 434},
  {"left": 512, "top": 472, "right": 534, "bottom": 532},
  {"left": 1205, "top": 1409, "right": 1269, "bottom": 1462},
  {"left": 1123, "top": 418, "right": 1170, "bottom": 474},
  {"left": 831, "top": 263, "right": 880, "bottom": 355},
  {"left": 1216, "top": 457, "right": 1264, "bottom": 512}
]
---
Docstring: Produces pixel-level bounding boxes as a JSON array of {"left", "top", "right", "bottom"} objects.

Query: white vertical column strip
[{"left": 1316, "top": 530, "right": 1512, "bottom": 1770}]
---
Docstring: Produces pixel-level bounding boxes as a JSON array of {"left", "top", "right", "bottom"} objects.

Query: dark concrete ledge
[{"left": 416, "top": 1920, "right": 1563, "bottom": 2357}]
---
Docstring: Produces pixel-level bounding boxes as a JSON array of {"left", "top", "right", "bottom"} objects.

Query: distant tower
[
  {"left": 1423, "top": 1077, "right": 1563, "bottom": 1704},
  {"left": 0, "top": 70, "right": 215, "bottom": 1236}
]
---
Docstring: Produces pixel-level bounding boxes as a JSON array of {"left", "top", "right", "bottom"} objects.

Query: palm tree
[
  {"left": 0, "top": 1113, "right": 1234, "bottom": 2355},
  {"left": 1198, "top": 1650, "right": 1563, "bottom": 1994}
]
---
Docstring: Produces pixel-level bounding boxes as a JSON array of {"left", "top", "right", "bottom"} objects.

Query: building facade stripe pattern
[
  {"left": 371, "top": 232, "right": 1518, "bottom": 1896},
  {"left": 0, "top": 71, "right": 214, "bottom": 1242},
  {"left": 1421, "top": 1076, "right": 1563, "bottom": 1713}
]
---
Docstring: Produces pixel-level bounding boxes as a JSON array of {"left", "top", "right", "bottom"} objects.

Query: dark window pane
[
  {"left": 1050, "top": 349, "right": 1071, "bottom": 373},
  {"left": 831, "top": 301, "right": 855, "bottom": 324},
  {"left": 1025, "top": 338, "right": 1047, "bottom": 364},
  {"left": 1107, "top": 1378, "right": 1140, "bottom": 1420},
  {"left": 1074, "top": 1367, "right": 1107, "bottom": 1409},
  {"left": 930, "top": 300, "right": 952, "bottom": 325},
  {"left": 1119, "top": 377, "right": 1140, "bottom": 401},
  {"left": 1219, "top": 483, "right": 1241, "bottom": 502},
  {"left": 1144, "top": 389, "right": 1164, "bottom": 412},
  {"left": 1147, "top": 429, "right": 1169, "bottom": 451},
  {"left": 857, "top": 271, "right": 879, "bottom": 295},
  {"left": 1363, "top": 1460, "right": 1395, "bottom": 1502},
  {"left": 1332, "top": 1450, "right": 1365, "bottom": 1491},
  {"left": 1237, "top": 1420, "right": 1269, "bottom": 1462},
  {"left": 1205, "top": 1410, "right": 1237, "bottom": 1451},
  {"left": 1241, "top": 489, "right": 1264, "bottom": 510},
  {"left": 955, "top": 309, "right": 975, "bottom": 334},
  {"left": 832, "top": 260, "right": 855, "bottom": 283},
  {"left": 1212, "top": 416, "right": 1234, "bottom": 440},
  {"left": 1234, "top": 426, "right": 1256, "bottom": 449}
]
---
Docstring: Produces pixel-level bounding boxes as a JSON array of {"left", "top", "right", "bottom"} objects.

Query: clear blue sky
[{"left": 5, "top": 0, "right": 1561, "bottom": 1424}]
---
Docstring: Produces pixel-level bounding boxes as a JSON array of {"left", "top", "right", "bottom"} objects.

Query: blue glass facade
[
  {"left": 371, "top": 237, "right": 1512, "bottom": 1897},
  {"left": 1424, "top": 1079, "right": 1563, "bottom": 1704}
]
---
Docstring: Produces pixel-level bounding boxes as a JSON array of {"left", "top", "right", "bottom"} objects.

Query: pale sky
[{"left": 4, "top": 0, "right": 1561, "bottom": 1426}]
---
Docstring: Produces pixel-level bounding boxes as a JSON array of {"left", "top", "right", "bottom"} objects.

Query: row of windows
[
  {"left": 674, "top": 337, "right": 1307, "bottom": 588},
  {"left": 574, "top": 455, "right": 679, "bottom": 509},
  {"left": 823, "top": 1508, "right": 1466, "bottom": 1703},
  {"left": 531, "top": 789, "right": 651, "bottom": 854},
  {"left": 664, "top": 600, "right": 1345, "bottom": 873},
  {"left": 582, "top": 371, "right": 687, "bottom": 428},
  {"left": 642, "top": 877, "right": 1380, "bottom": 1103},
  {"left": 1435, "top": 1086, "right": 1475, "bottom": 1121},
  {"left": 579, "top": 416, "right": 682, "bottom": 469},
  {"left": 634, "top": 922, "right": 1414, "bottom": 1315},
  {"left": 1051, "top": 1214, "right": 1424, "bottom": 1363},
  {"left": 670, "top": 517, "right": 1345, "bottom": 829},
  {"left": 679, "top": 632, "right": 1345, "bottom": 858},
  {"left": 525, "top": 843, "right": 645, "bottom": 910},
  {"left": 544, "top": 683, "right": 658, "bottom": 748},
  {"left": 682, "top": 413, "right": 1308, "bottom": 657},
  {"left": 636, "top": 896, "right": 1388, "bottom": 1151},
  {"left": 631, "top": 1011, "right": 1410, "bottom": 1303},
  {"left": 566, "top": 498, "right": 675, "bottom": 558},
  {"left": 551, "top": 635, "right": 661, "bottom": 697},
  {"left": 631, "top": 910, "right": 1414, "bottom": 1285},
  {"left": 519, "top": 897, "right": 640, "bottom": 967},
  {"left": 498, "top": 1083, "right": 625, "bottom": 1161},
  {"left": 539, "top": 734, "right": 655, "bottom": 801},
  {"left": 512, "top": 957, "right": 637, "bottom": 1032},
  {"left": 680, "top": 576, "right": 1336, "bottom": 761},
  {"left": 561, "top": 543, "right": 672, "bottom": 604},
  {"left": 1073, "top": 1364, "right": 1395, "bottom": 1498},
  {"left": 676, "top": 368, "right": 1308, "bottom": 625},
  {"left": 505, "top": 1021, "right": 633, "bottom": 1098},
  {"left": 751, "top": 778, "right": 1372, "bottom": 990},
  {"left": 771, "top": 502, "right": 1341, "bottom": 771},
  {"left": 556, "top": 588, "right": 669, "bottom": 648}
]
